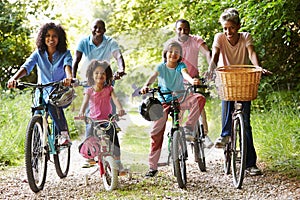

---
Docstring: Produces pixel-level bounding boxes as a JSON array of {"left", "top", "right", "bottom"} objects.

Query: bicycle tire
[
  {"left": 194, "top": 122, "right": 206, "bottom": 172},
  {"left": 231, "top": 113, "right": 247, "bottom": 189},
  {"left": 53, "top": 139, "right": 70, "bottom": 178},
  {"left": 25, "top": 115, "right": 48, "bottom": 193},
  {"left": 223, "top": 141, "right": 231, "bottom": 175},
  {"left": 102, "top": 155, "right": 118, "bottom": 191},
  {"left": 172, "top": 130, "right": 187, "bottom": 189}
]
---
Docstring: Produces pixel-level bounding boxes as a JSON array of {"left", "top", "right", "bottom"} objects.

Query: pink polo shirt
[
  {"left": 176, "top": 35, "right": 205, "bottom": 78},
  {"left": 86, "top": 86, "right": 113, "bottom": 120}
]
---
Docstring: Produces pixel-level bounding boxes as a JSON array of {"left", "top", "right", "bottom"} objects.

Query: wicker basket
[{"left": 215, "top": 65, "right": 262, "bottom": 101}]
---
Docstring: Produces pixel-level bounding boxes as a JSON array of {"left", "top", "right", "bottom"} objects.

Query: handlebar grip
[{"left": 15, "top": 82, "right": 26, "bottom": 90}]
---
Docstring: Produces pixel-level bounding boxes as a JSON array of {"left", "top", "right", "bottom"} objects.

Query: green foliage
[
  {"left": 0, "top": 0, "right": 54, "bottom": 88},
  {"left": 0, "top": 89, "right": 31, "bottom": 166},
  {"left": 253, "top": 102, "right": 300, "bottom": 176},
  {"left": 93, "top": 0, "right": 299, "bottom": 91},
  {"left": 0, "top": 88, "right": 79, "bottom": 166}
]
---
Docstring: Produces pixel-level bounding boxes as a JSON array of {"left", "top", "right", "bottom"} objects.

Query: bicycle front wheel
[
  {"left": 102, "top": 155, "right": 118, "bottom": 191},
  {"left": 54, "top": 141, "right": 70, "bottom": 178},
  {"left": 194, "top": 122, "right": 206, "bottom": 172},
  {"left": 25, "top": 115, "right": 48, "bottom": 193},
  {"left": 172, "top": 130, "right": 187, "bottom": 189},
  {"left": 231, "top": 113, "right": 247, "bottom": 189}
]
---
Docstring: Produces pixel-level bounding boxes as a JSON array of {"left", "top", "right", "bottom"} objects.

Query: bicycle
[
  {"left": 141, "top": 84, "right": 206, "bottom": 189},
  {"left": 215, "top": 65, "right": 263, "bottom": 189},
  {"left": 15, "top": 80, "right": 74, "bottom": 193},
  {"left": 184, "top": 79, "right": 211, "bottom": 172},
  {"left": 74, "top": 114, "right": 131, "bottom": 191}
]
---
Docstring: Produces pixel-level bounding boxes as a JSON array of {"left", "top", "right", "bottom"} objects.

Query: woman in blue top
[
  {"left": 140, "top": 40, "right": 206, "bottom": 177},
  {"left": 7, "top": 22, "right": 73, "bottom": 145}
]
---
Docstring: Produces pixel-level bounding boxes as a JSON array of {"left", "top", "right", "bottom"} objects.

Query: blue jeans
[
  {"left": 35, "top": 103, "right": 68, "bottom": 134},
  {"left": 221, "top": 101, "right": 257, "bottom": 168}
]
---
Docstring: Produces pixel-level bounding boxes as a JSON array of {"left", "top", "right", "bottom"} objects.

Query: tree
[
  {"left": 0, "top": 0, "right": 52, "bottom": 88},
  {"left": 93, "top": 0, "right": 300, "bottom": 90}
]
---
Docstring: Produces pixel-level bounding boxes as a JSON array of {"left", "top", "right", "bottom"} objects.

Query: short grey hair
[{"left": 219, "top": 8, "right": 240, "bottom": 25}]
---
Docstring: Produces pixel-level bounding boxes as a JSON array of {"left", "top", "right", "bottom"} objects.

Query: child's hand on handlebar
[
  {"left": 117, "top": 109, "right": 126, "bottom": 117},
  {"left": 192, "top": 78, "right": 200, "bottom": 86},
  {"left": 140, "top": 86, "right": 149, "bottom": 94}
]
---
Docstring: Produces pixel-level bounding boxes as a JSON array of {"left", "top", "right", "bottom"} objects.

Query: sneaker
[
  {"left": 117, "top": 162, "right": 128, "bottom": 176},
  {"left": 246, "top": 165, "right": 262, "bottom": 176},
  {"left": 204, "top": 136, "right": 214, "bottom": 148},
  {"left": 214, "top": 136, "right": 230, "bottom": 148},
  {"left": 183, "top": 126, "right": 195, "bottom": 142},
  {"left": 82, "top": 159, "right": 96, "bottom": 168},
  {"left": 59, "top": 131, "right": 72, "bottom": 146},
  {"left": 145, "top": 169, "right": 158, "bottom": 178}
]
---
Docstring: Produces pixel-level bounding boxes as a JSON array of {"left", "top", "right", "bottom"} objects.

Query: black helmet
[{"left": 139, "top": 97, "right": 163, "bottom": 121}]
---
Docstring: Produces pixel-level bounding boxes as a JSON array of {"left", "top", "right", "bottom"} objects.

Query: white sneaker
[
  {"left": 59, "top": 131, "right": 72, "bottom": 146},
  {"left": 204, "top": 136, "right": 214, "bottom": 148}
]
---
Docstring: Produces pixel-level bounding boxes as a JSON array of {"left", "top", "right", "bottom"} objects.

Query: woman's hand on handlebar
[
  {"left": 7, "top": 78, "right": 17, "bottom": 89},
  {"left": 262, "top": 68, "right": 273, "bottom": 76},
  {"left": 63, "top": 77, "right": 73, "bottom": 87}
]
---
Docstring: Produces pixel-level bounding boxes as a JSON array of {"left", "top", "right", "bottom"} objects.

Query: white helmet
[{"left": 49, "top": 86, "right": 76, "bottom": 107}]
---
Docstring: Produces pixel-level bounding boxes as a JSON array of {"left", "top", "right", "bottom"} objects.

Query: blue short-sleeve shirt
[
  {"left": 21, "top": 49, "right": 73, "bottom": 102},
  {"left": 77, "top": 35, "right": 120, "bottom": 62},
  {"left": 156, "top": 62, "right": 186, "bottom": 102}
]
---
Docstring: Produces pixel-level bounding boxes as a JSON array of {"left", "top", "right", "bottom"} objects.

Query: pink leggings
[{"left": 148, "top": 93, "right": 206, "bottom": 170}]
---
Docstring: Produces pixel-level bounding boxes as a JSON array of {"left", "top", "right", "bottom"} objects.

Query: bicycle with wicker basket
[{"left": 215, "top": 65, "right": 262, "bottom": 189}]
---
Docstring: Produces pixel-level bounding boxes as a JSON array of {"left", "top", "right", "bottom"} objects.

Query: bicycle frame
[{"left": 30, "top": 84, "right": 59, "bottom": 155}]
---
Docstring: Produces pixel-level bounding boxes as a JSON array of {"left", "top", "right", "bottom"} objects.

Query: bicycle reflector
[{"left": 139, "top": 97, "right": 163, "bottom": 121}]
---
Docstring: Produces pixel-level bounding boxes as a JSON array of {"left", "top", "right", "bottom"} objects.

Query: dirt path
[{"left": 0, "top": 113, "right": 299, "bottom": 199}]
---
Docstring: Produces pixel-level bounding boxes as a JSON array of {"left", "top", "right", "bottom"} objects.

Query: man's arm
[
  {"left": 206, "top": 46, "right": 220, "bottom": 80},
  {"left": 72, "top": 50, "right": 83, "bottom": 78},
  {"left": 199, "top": 43, "right": 211, "bottom": 65},
  {"left": 112, "top": 50, "right": 126, "bottom": 78}
]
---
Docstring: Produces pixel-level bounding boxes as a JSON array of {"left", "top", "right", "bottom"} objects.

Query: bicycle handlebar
[
  {"left": 15, "top": 79, "right": 77, "bottom": 90},
  {"left": 74, "top": 114, "right": 125, "bottom": 124}
]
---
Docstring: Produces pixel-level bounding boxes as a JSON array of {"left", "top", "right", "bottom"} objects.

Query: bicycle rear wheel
[
  {"left": 231, "top": 113, "right": 247, "bottom": 189},
  {"left": 172, "top": 130, "right": 187, "bottom": 189},
  {"left": 25, "top": 115, "right": 48, "bottom": 193},
  {"left": 194, "top": 122, "right": 206, "bottom": 172},
  {"left": 102, "top": 155, "right": 118, "bottom": 191}
]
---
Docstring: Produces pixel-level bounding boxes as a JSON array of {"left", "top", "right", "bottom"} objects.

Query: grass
[
  {"left": 94, "top": 172, "right": 184, "bottom": 199},
  {"left": 0, "top": 88, "right": 80, "bottom": 167}
]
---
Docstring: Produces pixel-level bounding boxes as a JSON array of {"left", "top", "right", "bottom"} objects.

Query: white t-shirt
[{"left": 213, "top": 32, "right": 253, "bottom": 67}]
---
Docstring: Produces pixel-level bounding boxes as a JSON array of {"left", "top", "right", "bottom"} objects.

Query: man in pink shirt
[{"left": 167, "top": 19, "right": 213, "bottom": 148}]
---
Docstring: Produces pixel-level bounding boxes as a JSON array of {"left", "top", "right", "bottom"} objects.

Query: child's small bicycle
[{"left": 74, "top": 114, "right": 131, "bottom": 191}]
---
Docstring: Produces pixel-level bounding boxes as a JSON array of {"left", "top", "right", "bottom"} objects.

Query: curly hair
[
  {"left": 162, "top": 40, "right": 183, "bottom": 63},
  {"left": 86, "top": 60, "right": 113, "bottom": 86},
  {"left": 36, "top": 22, "right": 68, "bottom": 53}
]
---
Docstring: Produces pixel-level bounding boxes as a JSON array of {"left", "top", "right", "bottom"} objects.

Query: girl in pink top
[{"left": 79, "top": 60, "right": 125, "bottom": 167}]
